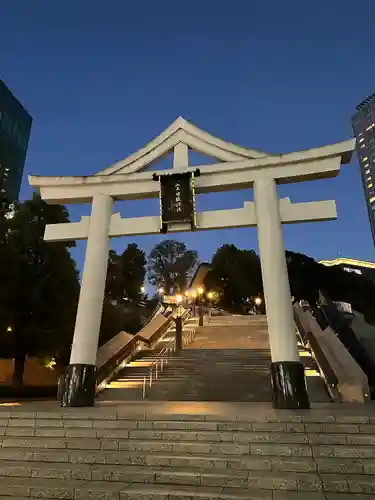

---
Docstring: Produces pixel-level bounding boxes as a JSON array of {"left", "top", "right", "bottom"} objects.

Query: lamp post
[
  {"left": 191, "top": 290, "right": 197, "bottom": 316},
  {"left": 207, "top": 291, "right": 214, "bottom": 317},
  {"left": 197, "top": 287, "right": 204, "bottom": 326},
  {"left": 174, "top": 294, "right": 183, "bottom": 352}
]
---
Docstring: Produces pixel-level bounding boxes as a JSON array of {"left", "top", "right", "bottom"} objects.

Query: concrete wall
[{"left": 0, "top": 358, "right": 59, "bottom": 386}]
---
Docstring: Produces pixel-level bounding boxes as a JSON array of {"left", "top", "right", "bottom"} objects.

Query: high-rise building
[
  {"left": 352, "top": 93, "right": 375, "bottom": 245},
  {"left": 0, "top": 79, "right": 32, "bottom": 202}
]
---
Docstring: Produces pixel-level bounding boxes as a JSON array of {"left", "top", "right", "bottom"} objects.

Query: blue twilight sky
[{"left": 1, "top": 1, "right": 375, "bottom": 286}]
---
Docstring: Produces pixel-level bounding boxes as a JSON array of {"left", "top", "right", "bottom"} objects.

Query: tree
[
  {"left": 105, "top": 243, "right": 146, "bottom": 305},
  {"left": 0, "top": 193, "right": 80, "bottom": 384},
  {"left": 147, "top": 239, "right": 198, "bottom": 294},
  {"left": 286, "top": 250, "right": 375, "bottom": 324},
  {"left": 204, "top": 244, "right": 263, "bottom": 313}
]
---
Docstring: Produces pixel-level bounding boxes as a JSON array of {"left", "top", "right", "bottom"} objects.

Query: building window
[
  {"left": 369, "top": 196, "right": 375, "bottom": 204},
  {"left": 363, "top": 157, "right": 369, "bottom": 162},
  {"left": 368, "top": 183, "right": 373, "bottom": 188}
]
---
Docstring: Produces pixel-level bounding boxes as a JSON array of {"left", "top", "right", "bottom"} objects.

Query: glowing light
[
  {"left": 6, "top": 326, "right": 12, "bottom": 333},
  {"left": 197, "top": 287, "right": 204, "bottom": 295},
  {"left": 254, "top": 297, "right": 262, "bottom": 306},
  {"left": 45, "top": 358, "right": 56, "bottom": 369},
  {"left": 176, "top": 294, "right": 183, "bottom": 303},
  {"left": 207, "top": 292, "right": 214, "bottom": 300},
  {"left": 158, "top": 287, "right": 165, "bottom": 295}
]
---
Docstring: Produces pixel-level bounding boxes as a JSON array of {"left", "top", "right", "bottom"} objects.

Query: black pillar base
[
  {"left": 270, "top": 361, "right": 310, "bottom": 410},
  {"left": 175, "top": 316, "right": 183, "bottom": 352},
  {"left": 60, "top": 364, "right": 97, "bottom": 407}
]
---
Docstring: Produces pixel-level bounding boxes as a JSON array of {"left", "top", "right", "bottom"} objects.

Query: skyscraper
[
  {"left": 0, "top": 79, "right": 32, "bottom": 202},
  {"left": 352, "top": 93, "right": 375, "bottom": 245}
]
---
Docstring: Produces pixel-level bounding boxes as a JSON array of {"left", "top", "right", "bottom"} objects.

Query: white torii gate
[{"left": 29, "top": 117, "right": 355, "bottom": 409}]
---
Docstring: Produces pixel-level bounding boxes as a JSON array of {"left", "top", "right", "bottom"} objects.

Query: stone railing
[
  {"left": 95, "top": 306, "right": 190, "bottom": 393},
  {"left": 294, "top": 303, "right": 370, "bottom": 403}
]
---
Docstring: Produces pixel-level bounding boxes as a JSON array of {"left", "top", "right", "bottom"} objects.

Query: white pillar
[
  {"left": 173, "top": 143, "right": 189, "bottom": 169},
  {"left": 253, "top": 177, "right": 299, "bottom": 363},
  {"left": 70, "top": 193, "right": 113, "bottom": 366}
]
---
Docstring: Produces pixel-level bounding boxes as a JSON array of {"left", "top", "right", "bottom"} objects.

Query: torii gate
[{"left": 29, "top": 117, "right": 355, "bottom": 409}]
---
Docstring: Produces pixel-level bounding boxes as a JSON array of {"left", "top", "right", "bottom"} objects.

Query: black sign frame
[{"left": 153, "top": 169, "right": 200, "bottom": 233}]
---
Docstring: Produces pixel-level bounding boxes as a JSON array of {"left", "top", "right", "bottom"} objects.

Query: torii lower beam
[{"left": 44, "top": 199, "right": 337, "bottom": 242}]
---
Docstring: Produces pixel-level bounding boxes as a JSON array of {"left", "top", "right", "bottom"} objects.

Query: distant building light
[
  {"left": 359, "top": 138, "right": 365, "bottom": 143},
  {"left": 343, "top": 267, "right": 362, "bottom": 275},
  {"left": 363, "top": 157, "right": 369, "bottom": 161},
  {"left": 369, "top": 196, "right": 375, "bottom": 204},
  {"left": 366, "top": 123, "right": 375, "bottom": 131}
]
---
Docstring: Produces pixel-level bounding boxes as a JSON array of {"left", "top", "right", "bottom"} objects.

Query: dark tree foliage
[
  {"left": 99, "top": 300, "right": 144, "bottom": 347},
  {"left": 204, "top": 244, "right": 263, "bottom": 313},
  {"left": 0, "top": 194, "right": 80, "bottom": 384},
  {"left": 105, "top": 244, "right": 146, "bottom": 305},
  {"left": 286, "top": 250, "right": 375, "bottom": 323},
  {"left": 147, "top": 239, "right": 198, "bottom": 294}
]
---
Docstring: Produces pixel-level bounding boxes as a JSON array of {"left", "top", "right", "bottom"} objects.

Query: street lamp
[
  {"left": 174, "top": 294, "right": 184, "bottom": 352},
  {"left": 191, "top": 290, "right": 197, "bottom": 316},
  {"left": 254, "top": 296, "right": 262, "bottom": 314},
  {"left": 207, "top": 291, "right": 214, "bottom": 317},
  {"left": 197, "top": 287, "right": 204, "bottom": 326}
]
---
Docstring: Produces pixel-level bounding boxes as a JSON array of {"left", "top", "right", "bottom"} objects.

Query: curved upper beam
[
  {"left": 95, "top": 116, "right": 269, "bottom": 175},
  {"left": 29, "top": 138, "right": 355, "bottom": 205}
]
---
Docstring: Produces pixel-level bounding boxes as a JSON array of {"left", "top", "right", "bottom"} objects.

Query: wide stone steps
[
  {"left": 1, "top": 407, "right": 375, "bottom": 498},
  {"left": 101, "top": 315, "right": 331, "bottom": 403},
  {"left": 0, "top": 411, "right": 375, "bottom": 498}
]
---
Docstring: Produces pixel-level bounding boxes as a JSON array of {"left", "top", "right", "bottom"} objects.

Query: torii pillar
[
  {"left": 61, "top": 193, "right": 113, "bottom": 407},
  {"left": 254, "top": 177, "right": 308, "bottom": 409}
]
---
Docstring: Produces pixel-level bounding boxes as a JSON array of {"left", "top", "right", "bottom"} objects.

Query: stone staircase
[
  {"left": 0, "top": 403, "right": 375, "bottom": 499},
  {"left": 98, "top": 317, "right": 199, "bottom": 402},
  {"left": 101, "top": 314, "right": 331, "bottom": 403}
]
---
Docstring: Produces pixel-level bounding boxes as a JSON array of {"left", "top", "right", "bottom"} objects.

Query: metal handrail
[{"left": 142, "top": 325, "right": 197, "bottom": 399}]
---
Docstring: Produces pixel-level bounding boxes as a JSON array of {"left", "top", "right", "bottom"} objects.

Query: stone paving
[{"left": 0, "top": 401, "right": 374, "bottom": 498}]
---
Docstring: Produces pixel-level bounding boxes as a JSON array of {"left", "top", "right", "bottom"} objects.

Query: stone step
[
  {"left": 2, "top": 465, "right": 375, "bottom": 497},
  {"left": 2, "top": 409, "right": 374, "bottom": 424},
  {"left": 1, "top": 452, "right": 373, "bottom": 475},
  {"left": 2, "top": 437, "right": 375, "bottom": 459},
  {"left": 8, "top": 425, "right": 373, "bottom": 444}
]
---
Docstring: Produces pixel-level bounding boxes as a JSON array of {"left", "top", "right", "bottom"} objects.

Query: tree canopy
[
  {"left": 105, "top": 243, "right": 146, "bottom": 305},
  {"left": 204, "top": 244, "right": 263, "bottom": 313},
  {"left": 147, "top": 239, "right": 198, "bottom": 294},
  {"left": 286, "top": 250, "right": 375, "bottom": 323},
  {"left": 0, "top": 194, "right": 80, "bottom": 383}
]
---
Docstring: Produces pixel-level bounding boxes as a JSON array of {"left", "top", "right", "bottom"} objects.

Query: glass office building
[
  {"left": 352, "top": 93, "right": 375, "bottom": 246},
  {"left": 0, "top": 79, "right": 32, "bottom": 201}
]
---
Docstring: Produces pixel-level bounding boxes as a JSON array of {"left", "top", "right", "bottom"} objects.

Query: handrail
[
  {"left": 141, "top": 325, "right": 197, "bottom": 399},
  {"left": 293, "top": 305, "right": 339, "bottom": 401},
  {"left": 317, "top": 291, "right": 375, "bottom": 398}
]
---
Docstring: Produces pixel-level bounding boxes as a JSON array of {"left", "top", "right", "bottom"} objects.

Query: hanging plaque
[{"left": 153, "top": 170, "right": 199, "bottom": 233}]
